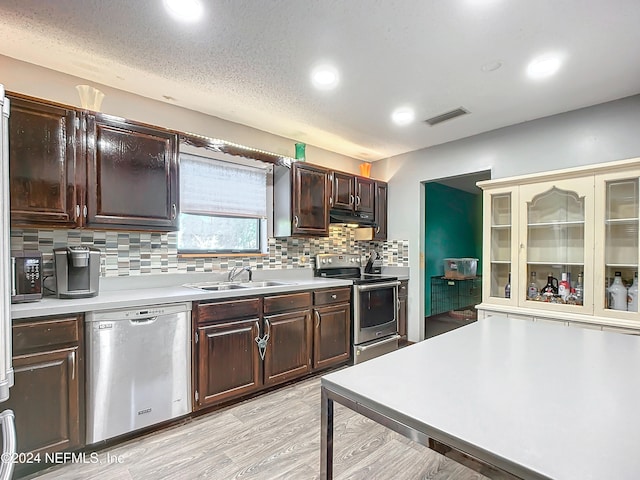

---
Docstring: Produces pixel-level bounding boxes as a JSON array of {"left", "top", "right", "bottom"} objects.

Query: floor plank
[{"left": 23, "top": 376, "right": 489, "bottom": 480}]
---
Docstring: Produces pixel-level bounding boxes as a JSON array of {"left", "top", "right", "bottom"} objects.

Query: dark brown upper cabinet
[
  {"left": 85, "top": 114, "right": 178, "bottom": 230},
  {"left": 8, "top": 97, "right": 82, "bottom": 228},
  {"left": 291, "top": 162, "right": 330, "bottom": 236},
  {"left": 8, "top": 93, "right": 179, "bottom": 231},
  {"left": 374, "top": 181, "right": 388, "bottom": 240},
  {"left": 330, "top": 172, "right": 375, "bottom": 215}
]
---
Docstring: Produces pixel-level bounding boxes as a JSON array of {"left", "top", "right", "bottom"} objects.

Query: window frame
[{"left": 177, "top": 145, "right": 272, "bottom": 255}]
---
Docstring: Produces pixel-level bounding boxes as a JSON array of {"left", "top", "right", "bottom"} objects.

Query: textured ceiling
[{"left": 0, "top": 0, "right": 639, "bottom": 161}]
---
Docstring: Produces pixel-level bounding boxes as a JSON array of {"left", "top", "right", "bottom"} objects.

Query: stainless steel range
[{"left": 315, "top": 254, "right": 400, "bottom": 364}]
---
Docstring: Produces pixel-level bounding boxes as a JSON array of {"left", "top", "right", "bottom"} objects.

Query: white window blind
[{"left": 180, "top": 153, "right": 267, "bottom": 218}]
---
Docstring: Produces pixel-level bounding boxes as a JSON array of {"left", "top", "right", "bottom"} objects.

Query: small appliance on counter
[
  {"left": 10, "top": 251, "right": 43, "bottom": 303},
  {"left": 53, "top": 246, "right": 101, "bottom": 298}
]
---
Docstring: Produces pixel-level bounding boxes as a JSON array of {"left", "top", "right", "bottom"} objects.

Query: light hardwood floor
[{"left": 24, "top": 376, "right": 490, "bottom": 480}]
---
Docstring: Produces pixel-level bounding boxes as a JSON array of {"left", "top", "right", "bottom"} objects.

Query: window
[{"left": 178, "top": 152, "right": 269, "bottom": 253}]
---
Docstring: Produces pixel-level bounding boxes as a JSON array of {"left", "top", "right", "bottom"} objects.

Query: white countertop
[
  {"left": 322, "top": 317, "right": 640, "bottom": 480},
  {"left": 12, "top": 277, "right": 352, "bottom": 319}
]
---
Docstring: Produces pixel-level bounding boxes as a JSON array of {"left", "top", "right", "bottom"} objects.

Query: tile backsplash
[{"left": 11, "top": 226, "right": 409, "bottom": 278}]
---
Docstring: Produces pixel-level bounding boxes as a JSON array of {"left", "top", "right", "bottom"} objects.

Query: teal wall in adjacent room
[{"left": 424, "top": 183, "right": 483, "bottom": 316}]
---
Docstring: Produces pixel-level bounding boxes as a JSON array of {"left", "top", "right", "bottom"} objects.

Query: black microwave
[{"left": 11, "top": 250, "right": 43, "bottom": 303}]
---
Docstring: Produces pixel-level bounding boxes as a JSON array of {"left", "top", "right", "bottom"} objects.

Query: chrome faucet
[{"left": 228, "top": 266, "right": 252, "bottom": 282}]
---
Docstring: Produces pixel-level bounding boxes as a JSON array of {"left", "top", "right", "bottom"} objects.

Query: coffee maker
[{"left": 54, "top": 246, "right": 101, "bottom": 298}]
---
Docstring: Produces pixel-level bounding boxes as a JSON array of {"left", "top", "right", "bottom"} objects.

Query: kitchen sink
[
  {"left": 184, "top": 280, "right": 294, "bottom": 291},
  {"left": 237, "top": 281, "right": 292, "bottom": 288},
  {"left": 198, "top": 284, "right": 247, "bottom": 291}
]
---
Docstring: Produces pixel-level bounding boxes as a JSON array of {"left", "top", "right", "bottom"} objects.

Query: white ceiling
[{"left": 0, "top": 0, "right": 639, "bottom": 162}]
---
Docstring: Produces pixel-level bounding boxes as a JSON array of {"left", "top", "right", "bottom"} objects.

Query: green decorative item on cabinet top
[{"left": 295, "top": 142, "right": 306, "bottom": 161}]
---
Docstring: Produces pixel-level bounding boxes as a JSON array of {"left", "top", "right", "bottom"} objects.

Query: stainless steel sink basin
[
  {"left": 199, "top": 284, "right": 247, "bottom": 291},
  {"left": 237, "top": 281, "right": 291, "bottom": 288},
  {"left": 183, "top": 280, "right": 293, "bottom": 291}
]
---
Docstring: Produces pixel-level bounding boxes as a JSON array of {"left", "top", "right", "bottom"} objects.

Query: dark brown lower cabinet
[
  {"left": 313, "top": 287, "right": 351, "bottom": 370},
  {"left": 313, "top": 303, "right": 351, "bottom": 370},
  {"left": 4, "top": 315, "right": 83, "bottom": 473},
  {"left": 196, "top": 318, "right": 262, "bottom": 408},
  {"left": 263, "top": 309, "right": 312, "bottom": 387}
]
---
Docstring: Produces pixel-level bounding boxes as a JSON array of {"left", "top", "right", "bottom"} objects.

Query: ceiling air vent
[{"left": 424, "top": 107, "right": 469, "bottom": 126}]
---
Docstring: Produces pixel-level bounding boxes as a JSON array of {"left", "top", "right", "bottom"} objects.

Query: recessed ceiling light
[
  {"left": 526, "top": 54, "right": 562, "bottom": 79},
  {"left": 391, "top": 107, "right": 415, "bottom": 126},
  {"left": 163, "top": 0, "right": 204, "bottom": 22},
  {"left": 311, "top": 65, "right": 340, "bottom": 90}
]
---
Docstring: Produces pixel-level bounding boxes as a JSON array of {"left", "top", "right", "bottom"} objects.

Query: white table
[{"left": 320, "top": 317, "right": 640, "bottom": 479}]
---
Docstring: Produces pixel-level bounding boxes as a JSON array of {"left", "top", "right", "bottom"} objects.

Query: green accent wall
[{"left": 425, "top": 183, "right": 483, "bottom": 316}]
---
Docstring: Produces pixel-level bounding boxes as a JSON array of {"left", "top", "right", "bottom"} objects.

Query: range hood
[{"left": 329, "top": 209, "right": 377, "bottom": 227}]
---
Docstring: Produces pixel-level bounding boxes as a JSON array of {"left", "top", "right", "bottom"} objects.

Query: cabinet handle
[
  {"left": 70, "top": 350, "right": 76, "bottom": 380},
  {"left": 350, "top": 194, "right": 354, "bottom": 206},
  {"left": 331, "top": 294, "right": 337, "bottom": 299},
  {"left": 171, "top": 203, "right": 177, "bottom": 219},
  {"left": 356, "top": 196, "right": 361, "bottom": 206},
  {"left": 83, "top": 205, "right": 87, "bottom": 218},
  {"left": 315, "top": 310, "right": 321, "bottom": 328},
  {"left": 376, "top": 227, "right": 380, "bottom": 234},
  {"left": 293, "top": 215, "right": 299, "bottom": 227},
  {"left": 76, "top": 204, "right": 80, "bottom": 217},
  {"left": 329, "top": 196, "right": 333, "bottom": 206}
]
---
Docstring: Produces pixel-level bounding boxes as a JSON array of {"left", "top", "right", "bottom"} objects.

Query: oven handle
[
  {"left": 355, "top": 281, "right": 400, "bottom": 292},
  {"left": 356, "top": 334, "right": 401, "bottom": 352}
]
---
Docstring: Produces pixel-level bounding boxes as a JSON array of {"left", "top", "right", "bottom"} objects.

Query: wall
[
  {"left": 10, "top": 226, "right": 409, "bottom": 279},
  {"left": 373, "top": 94, "right": 640, "bottom": 342},
  {"left": 424, "top": 183, "right": 482, "bottom": 316}
]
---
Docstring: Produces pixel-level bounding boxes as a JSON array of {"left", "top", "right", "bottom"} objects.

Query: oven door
[{"left": 353, "top": 281, "right": 400, "bottom": 345}]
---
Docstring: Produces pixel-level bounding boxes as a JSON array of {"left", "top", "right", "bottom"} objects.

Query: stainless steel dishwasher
[{"left": 86, "top": 302, "right": 192, "bottom": 444}]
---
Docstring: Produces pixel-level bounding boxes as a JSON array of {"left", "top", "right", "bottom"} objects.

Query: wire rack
[{"left": 430, "top": 276, "right": 482, "bottom": 317}]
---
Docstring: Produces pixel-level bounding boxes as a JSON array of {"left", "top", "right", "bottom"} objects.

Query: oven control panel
[{"left": 315, "top": 254, "right": 361, "bottom": 269}]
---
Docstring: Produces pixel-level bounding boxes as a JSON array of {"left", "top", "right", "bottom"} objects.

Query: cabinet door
[
  {"left": 85, "top": 114, "right": 178, "bottom": 230},
  {"left": 594, "top": 169, "right": 640, "bottom": 318},
  {"left": 5, "top": 347, "right": 81, "bottom": 455},
  {"left": 263, "top": 310, "right": 312, "bottom": 386},
  {"left": 313, "top": 303, "right": 350, "bottom": 370},
  {"left": 482, "top": 186, "right": 519, "bottom": 305},
  {"left": 518, "top": 177, "right": 594, "bottom": 313},
  {"left": 196, "top": 319, "right": 262, "bottom": 408},
  {"left": 292, "top": 163, "right": 329, "bottom": 236},
  {"left": 355, "top": 177, "right": 375, "bottom": 214},
  {"left": 331, "top": 171, "right": 354, "bottom": 211},
  {"left": 374, "top": 181, "right": 388, "bottom": 240},
  {"left": 9, "top": 97, "right": 81, "bottom": 227}
]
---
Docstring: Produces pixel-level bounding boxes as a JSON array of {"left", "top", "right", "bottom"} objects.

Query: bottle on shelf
[
  {"left": 558, "top": 273, "right": 571, "bottom": 301},
  {"left": 540, "top": 273, "right": 558, "bottom": 300},
  {"left": 628, "top": 273, "right": 638, "bottom": 312},
  {"left": 505, "top": 272, "right": 511, "bottom": 299},
  {"left": 607, "top": 271, "right": 628, "bottom": 311},
  {"left": 574, "top": 272, "right": 584, "bottom": 306},
  {"left": 527, "top": 271, "right": 539, "bottom": 300}
]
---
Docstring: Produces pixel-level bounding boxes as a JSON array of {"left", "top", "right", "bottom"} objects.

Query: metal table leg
[{"left": 320, "top": 386, "right": 334, "bottom": 480}]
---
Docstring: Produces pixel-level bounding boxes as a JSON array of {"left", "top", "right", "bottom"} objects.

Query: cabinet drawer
[
  {"left": 314, "top": 288, "right": 351, "bottom": 306},
  {"left": 13, "top": 315, "right": 81, "bottom": 355},
  {"left": 264, "top": 292, "right": 312, "bottom": 314},
  {"left": 197, "top": 298, "right": 261, "bottom": 324}
]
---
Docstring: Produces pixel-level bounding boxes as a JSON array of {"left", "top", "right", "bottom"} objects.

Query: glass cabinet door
[
  {"left": 483, "top": 187, "right": 518, "bottom": 304},
  {"left": 594, "top": 172, "right": 640, "bottom": 317},
  {"left": 518, "top": 178, "right": 594, "bottom": 312}
]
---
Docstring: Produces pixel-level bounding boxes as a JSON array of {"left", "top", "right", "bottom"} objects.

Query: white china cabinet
[{"left": 477, "top": 157, "right": 640, "bottom": 333}]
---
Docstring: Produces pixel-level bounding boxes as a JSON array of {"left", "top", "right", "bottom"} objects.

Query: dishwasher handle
[{"left": 129, "top": 316, "right": 158, "bottom": 325}]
